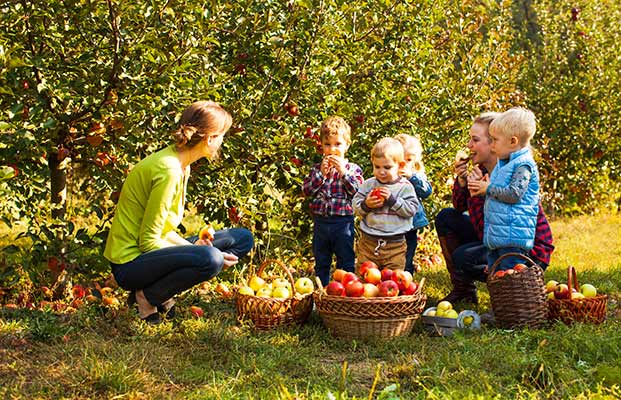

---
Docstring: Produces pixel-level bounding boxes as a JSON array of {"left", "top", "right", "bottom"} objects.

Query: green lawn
[{"left": 1, "top": 213, "right": 620, "bottom": 399}]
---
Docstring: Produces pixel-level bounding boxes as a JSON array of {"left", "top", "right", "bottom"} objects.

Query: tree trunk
[{"left": 49, "top": 151, "right": 67, "bottom": 219}]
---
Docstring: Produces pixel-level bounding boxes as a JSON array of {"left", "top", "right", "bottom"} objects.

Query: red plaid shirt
[
  {"left": 303, "top": 162, "right": 364, "bottom": 217},
  {"left": 452, "top": 167, "right": 554, "bottom": 265}
]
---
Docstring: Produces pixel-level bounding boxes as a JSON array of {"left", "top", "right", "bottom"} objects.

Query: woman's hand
[
  {"left": 195, "top": 238, "right": 213, "bottom": 246},
  {"left": 454, "top": 159, "right": 469, "bottom": 187},
  {"left": 222, "top": 252, "right": 239, "bottom": 269}
]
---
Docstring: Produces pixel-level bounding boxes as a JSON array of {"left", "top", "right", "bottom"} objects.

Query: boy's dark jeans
[
  {"left": 312, "top": 215, "right": 355, "bottom": 286},
  {"left": 111, "top": 228, "right": 253, "bottom": 306}
]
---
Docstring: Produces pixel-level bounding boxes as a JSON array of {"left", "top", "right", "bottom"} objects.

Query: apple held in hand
[
  {"left": 580, "top": 283, "right": 597, "bottom": 298},
  {"left": 377, "top": 280, "right": 399, "bottom": 297},
  {"left": 294, "top": 277, "right": 314, "bottom": 295},
  {"left": 345, "top": 280, "right": 364, "bottom": 297},
  {"left": 199, "top": 225, "right": 216, "bottom": 241},
  {"left": 326, "top": 281, "right": 346, "bottom": 296}
]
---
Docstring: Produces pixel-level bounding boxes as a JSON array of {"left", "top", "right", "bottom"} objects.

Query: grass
[{"left": 1, "top": 213, "right": 621, "bottom": 399}]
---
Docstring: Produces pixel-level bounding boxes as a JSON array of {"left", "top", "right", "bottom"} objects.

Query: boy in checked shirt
[{"left": 302, "top": 116, "right": 364, "bottom": 286}]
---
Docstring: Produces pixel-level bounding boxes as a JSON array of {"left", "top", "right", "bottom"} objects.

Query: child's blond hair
[
  {"left": 395, "top": 133, "right": 425, "bottom": 173},
  {"left": 371, "top": 137, "right": 404, "bottom": 164},
  {"left": 320, "top": 116, "right": 352, "bottom": 145},
  {"left": 489, "top": 107, "right": 536, "bottom": 146}
]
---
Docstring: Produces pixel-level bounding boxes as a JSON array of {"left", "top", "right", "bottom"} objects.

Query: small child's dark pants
[
  {"left": 312, "top": 215, "right": 356, "bottom": 286},
  {"left": 404, "top": 229, "right": 419, "bottom": 274}
]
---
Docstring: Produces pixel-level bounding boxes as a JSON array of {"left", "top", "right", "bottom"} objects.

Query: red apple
[
  {"left": 380, "top": 268, "right": 394, "bottom": 282},
  {"left": 332, "top": 269, "right": 347, "bottom": 283},
  {"left": 514, "top": 263, "right": 527, "bottom": 272},
  {"left": 377, "top": 280, "right": 399, "bottom": 297},
  {"left": 362, "top": 283, "right": 379, "bottom": 298},
  {"left": 400, "top": 280, "right": 418, "bottom": 296},
  {"left": 363, "top": 267, "right": 382, "bottom": 284},
  {"left": 359, "top": 260, "right": 379, "bottom": 276},
  {"left": 494, "top": 270, "right": 507, "bottom": 279},
  {"left": 190, "top": 305, "right": 204, "bottom": 318},
  {"left": 345, "top": 280, "right": 364, "bottom": 297},
  {"left": 341, "top": 272, "right": 359, "bottom": 288},
  {"left": 326, "top": 281, "right": 346, "bottom": 296},
  {"left": 554, "top": 283, "right": 570, "bottom": 299},
  {"left": 391, "top": 270, "right": 413, "bottom": 291}
]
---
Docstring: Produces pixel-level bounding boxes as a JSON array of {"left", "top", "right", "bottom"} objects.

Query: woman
[
  {"left": 435, "top": 112, "right": 554, "bottom": 304},
  {"left": 104, "top": 101, "right": 254, "bottom": 323}
]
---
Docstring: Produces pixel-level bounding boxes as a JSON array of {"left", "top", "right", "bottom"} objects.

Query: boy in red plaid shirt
[{"left": 303, "top": 116, "right": 364, "bottom": 286}]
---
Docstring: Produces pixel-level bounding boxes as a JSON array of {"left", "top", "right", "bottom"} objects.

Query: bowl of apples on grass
[{"left": 421, "top": 301, "right": 481, "bottom": 337}]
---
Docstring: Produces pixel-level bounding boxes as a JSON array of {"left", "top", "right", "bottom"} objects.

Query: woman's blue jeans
[{"left": 111, "top": 228, "right": 253, "bottom": 306}]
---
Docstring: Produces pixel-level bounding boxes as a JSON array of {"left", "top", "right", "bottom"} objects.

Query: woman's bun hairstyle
[{"left": 172, "top": 101, "right": 232, "bottom": 149}]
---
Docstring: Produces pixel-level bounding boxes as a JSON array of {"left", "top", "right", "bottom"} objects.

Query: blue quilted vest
[{"left": 483, "top": 147, "right": 539, "bottom": 251}]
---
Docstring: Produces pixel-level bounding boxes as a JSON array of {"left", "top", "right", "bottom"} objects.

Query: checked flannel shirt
[
  {"left": 302, "top": 161, "right": 364, "bottom": 217},
  {"left": 452, "top": 166, "right": 554, "bottom": 266}
]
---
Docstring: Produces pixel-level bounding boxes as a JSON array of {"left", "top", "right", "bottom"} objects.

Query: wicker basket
[
  {"left": 547, "top": 266, "right": 607, "bottom": 325},
  {"left": 235, "top": 259, "right": 313, "bottom": 331},
  {"left": 486, "top": 253, "right": 547, "bottom": 329},
  {"left": 313, "top": 278, "right": 427, "bottom": 340}
]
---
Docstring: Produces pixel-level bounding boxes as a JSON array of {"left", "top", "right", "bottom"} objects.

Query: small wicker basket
[
  {"left": 486, "top": 253, "right": 547, "bottom": 329},
  {"left": 313, "top": 278, "right": 427, "bottom": 340},
  {"left": 235, "top": 259, "right": 313, "bottom": 331},
  {"left": 547, "top": 266, "right": 607, "bottom": 325}
]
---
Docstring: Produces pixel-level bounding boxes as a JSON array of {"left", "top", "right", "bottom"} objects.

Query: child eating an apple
[
  {"left": 353, "top": 137, "right": 419, "bottom": 271},
  {"left": 302, "top": 116, "right": 364, "bottom": 286},
  {"left": 467, "top": 107, "right": 541, "bottom": 271},
  {"left": 394, "top": 133, "right": 433, "bottom": 274}
]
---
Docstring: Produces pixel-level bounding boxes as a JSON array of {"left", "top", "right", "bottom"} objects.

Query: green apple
[
  {"left": 571, "top": 291, "right": 585, "bottom": 300},
  {"left": 463, "top": 316, "right": 474, "bottom": 326},
  {"left": 271, "top": 286, "right": 291, "bottom": 299},
  {"left": 238, "top": 286, "right": 254, "bottom": 296},
  {"left": 444, "top": 309, "right": 459, "bottom": 319},
  {"left": 437, "top": 301, "right": 452, "bottom": 312},
  {"left": 547, "top": 291, "right": 555, "bottom": 300},
  {"left": 580, "top": 283, "right": 597, "bottom": 298},
  {"left": 272, "top": 277, "right": 291, "bottom": 290},
  {"left": 294, "top": 277, "right": 314, "bottom": 295},
  {"left": 256, "top": 287, "right": 272, "bottom": 298},
  {"left": 435, "top": 309, "right": 446, "bottom": 317},
  {"left": 249, "top": 276, "right": 266, "bottom": 292},
  {"left": 426, "top": 310, "right": 437, "bottom": 317},
  {"left": 545, "top": 280, "right": 558, "bottom": 293}
]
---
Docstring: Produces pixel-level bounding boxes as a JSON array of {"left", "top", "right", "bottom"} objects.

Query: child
[
  {"left": 353, "top": 137, "right": 419, "bottom": 271},
  {"left": 302, "top": 116, "right": 364, "bottom": 286},
  {"left": 395, "top": 133, "right": 433, "bottom": 274},
  {"left": 467, "top": 107, "right": 540, "bottom": 271}
]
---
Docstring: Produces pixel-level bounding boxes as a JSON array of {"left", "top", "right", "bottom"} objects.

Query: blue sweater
[{"left": 483, "top": 147, "right": 539, "bottom": 251}]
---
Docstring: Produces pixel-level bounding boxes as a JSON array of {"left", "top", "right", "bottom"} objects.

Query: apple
[
  {"left": 294, "top": 277, "right": 314, "bottom": 295},
  {"left": 514, "top": 263, "right": 527, "bottom": 272},
  {"left": 272, "top": 278, "right": 292, "bottom": 290},
  {"left": 444, "top": 309, "right": 459, "bottom": 319},
  {"left": 400, "top": 280, "right": 417, "bottom": 295},
  {"left": 580, "top": 283, "right": 597, "bottom": 298},
  {"left": 547, "top": 291, "right": 555, "bottom": 300},
  {"left": 494, "top": 270, "right": 507, "bottom": 279},
  {"left": 256, "top": 287, "right": 273, "bottom": 298},
  {"left": 199, "top": 225, "right": 216, "bottom": 241},
  {"left": 190, "top": 305, "right": 204, "bottom": 318},
  {"left": 505, "top": 269, "right": 515, "bottom": 275},
  {"left": 332, "top": 269, "right": 347, "bottom": 283},
  {"left": 554, "top": 283, "right": 570, "bottom": 299},
  {"left": 345, "top": 280, "right": 365, "bottom": 297},
  {"left": 463, "top": 316, "right": 474, "bottom": 326},
  {"left": 359, "top": 260, "right": 379, "bottom": 276},
  {"left": 377, "top": 280, "right": 399, "bottom": 297},
  {"left": 326, "top": 281, "right": 346, "bottom": 296},
  {"left": 362, "top": 283, "right": 379, "bottom": 298},
  {"left": 102, "top": 296, "right": 120, "bottom": 306},
  {"left": 215, "top": 283, "right": 232, "bottom": 298},
  {"left": 341, "top": 272, "right": 359, "bottom": 288},
  {"left": 249, "top": 276, "right": 266, "bottom": 292},
  {"left": 72, "top": 285, "right": 86, "bottom": 299},
  {"left": 370, "top": 187, "right": 383, "bottom": 199},
  {"left": 238, "top": 286, "right": 254, "bottom": 296},
  {"left": 391, "top": 270, "right": 413, "bottom": 291},
  {"left": 363, "top": 267, "right": 382, "bottom": 284},
  {"left": 545, "top": 280, "right": 558, "bottom": 293},
  {"left": 272, "top": 286, "right": 291, "bottom": 299},
  {"left": 426, "top": 309, "right": 436, "bottom": 317},
  {"left": 437, "top": 301, "right": 452, "bottom": 312},
  {"left": 380, "top": 268, "right": 394, "bottom": 282}
]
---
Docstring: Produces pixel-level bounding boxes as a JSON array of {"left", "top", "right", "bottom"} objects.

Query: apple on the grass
[
  {"left": 545, "top": 280, "right": 558, "bottom": 293},
  {"left": 341, "top": 272, "right": 359, "bottom": 287},
  {"left": 190, "top": 305, "right": 204, "bottom": 318},
  {"left": 249, "top": 276, "right": 266, "bottom": 292},
  {"left": 363, "top": 267, "right": 382, "bottom": 284},
  {"left": 377, "top": 280, "right": 399, "bottom": 297},
  {"left": 294, "top": 277, "right": 314, "bottom": 295},
  {"left": 580, "top": 283, "right": 597, "bottom": 298},
  {"left": 326, "top": 281, "right": 346, "bottom": 296},
  {"left": 345, "top": 280, "right": 365, "bottom": 297},
  {"left": 391, "top": 270, "right": 413, "bottom": 291},
  {"left": 332, "top": 269, "right": 347, "bottom": 283},
  {"left": 380, "top": 268, "right": 394, "bottom": 282},
  {"left": 362, "top": 283, "right": 379, "bottom": 298},
  {"left": 359, "top": 260, "right": 379, "bottom": 276}
]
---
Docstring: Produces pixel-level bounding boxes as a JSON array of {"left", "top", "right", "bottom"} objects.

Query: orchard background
[{"left": 1, "top": 0, "right": 620, "bottom": 290}]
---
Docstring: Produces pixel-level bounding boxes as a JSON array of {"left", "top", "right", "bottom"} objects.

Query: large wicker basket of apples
[
  {"left": 313, "top": 261, "right": 426, "bottom": 340},
  {"left": 235, "top": 259, "right": 315, "bottom": 331}
]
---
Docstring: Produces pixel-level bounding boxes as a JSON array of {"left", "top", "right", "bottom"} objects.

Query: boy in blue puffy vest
[{"left": 467, "top": 107, "right": 540, "bottom": 271}]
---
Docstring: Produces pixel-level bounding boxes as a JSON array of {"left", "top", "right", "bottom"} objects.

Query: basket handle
[
  {"left": 567, "top": 265, "right": 580, "bottom": 292},
  {"left": 487, "top": 252, "right": 538, "bottom": 277},
  {"left": 256, "top": 258, "right": 298, "bottom": 296}
]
